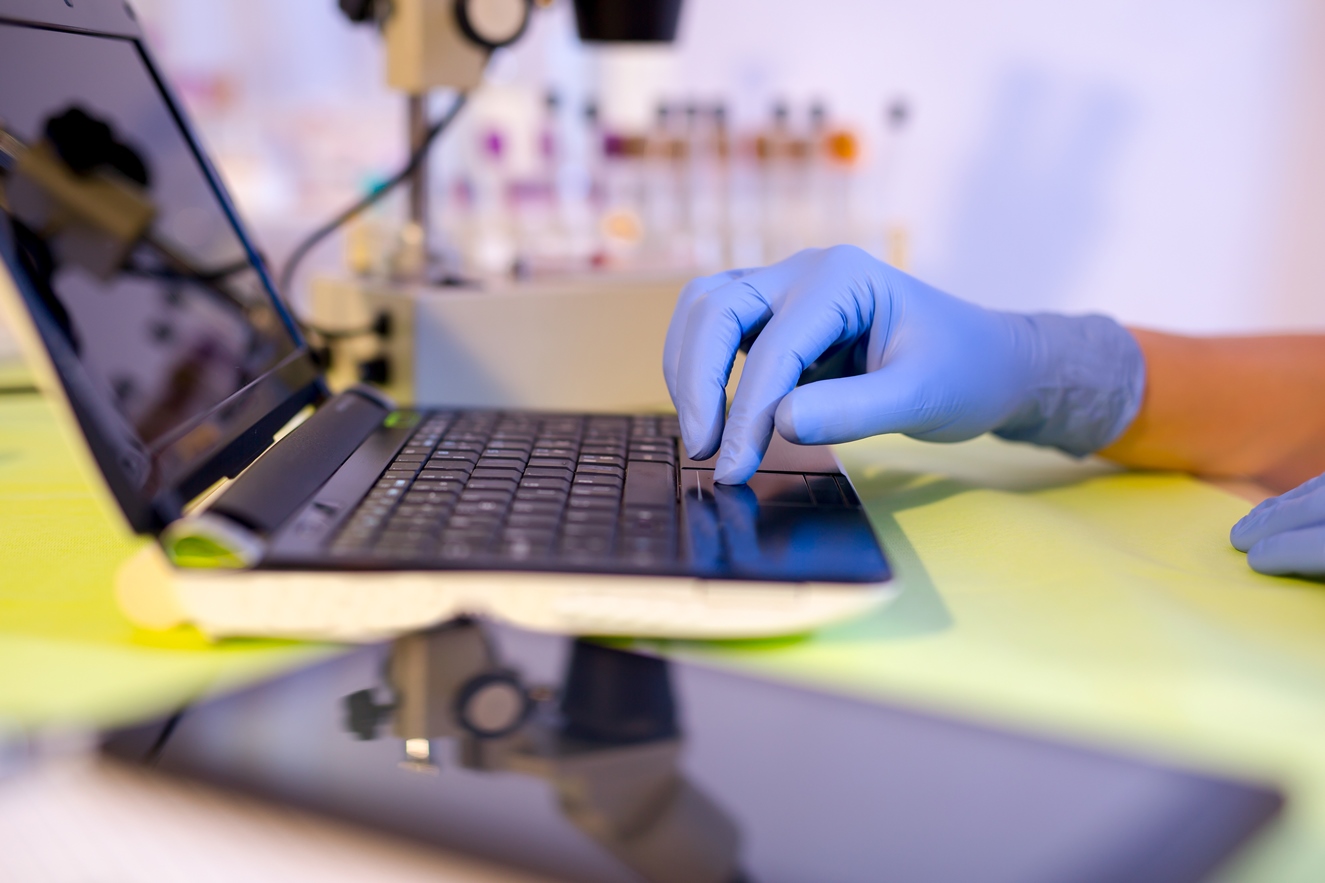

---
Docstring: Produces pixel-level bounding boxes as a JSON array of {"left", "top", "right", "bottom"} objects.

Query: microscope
[
  {"left": 336, "top": 0, "right": 684, "bottom": 254},
  {"left": 312, "top": 0, "right": 692, "bottom": 415}
]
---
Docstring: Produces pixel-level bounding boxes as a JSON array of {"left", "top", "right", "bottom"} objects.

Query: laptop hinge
[
  {"left": 198, "top": 386, "right": 395, "bottom": 540},
  {"left": 160, "top": 512, "right": 267, "bottom": 569}
]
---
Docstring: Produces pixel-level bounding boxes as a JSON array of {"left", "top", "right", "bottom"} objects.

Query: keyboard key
[
  {"left": 419, "top": 469, "right": 470, "bottom": 483},
  {"left": 623, "top": 462, "right": 676, "bottom": 508},
  {"left": 532, "top": 447, "right": 578, "bottom": 459},
  {"left": 467, "top": 478, "right": 518, "bottom": 493},
  {"left": 620, "top": 509, "right": 673, "bottom": 530},
  {"left": 581, "top": 444, "right": 626, "bottom": 456},
  {"left": 619, "top": 536, "right": 675, "bottom": 556},
  {"left": 396, "top": 504, "right": 448, "bottom": 518},
  {"left": 503, "top": 526, "right": 555, "bottom": 542},
  {"left": 429, "top": 453, "right": 482, "bottom": 466},
  {"left": 471, "top": 467, "right": 522, "bottom": 481},
  {"left": 507, "top": 513, "right": 560, "bottom": 529},
  {"left": 520, "top": 477, "right": 571, "bottom": 492},
  {"left": 500, "top": 535, "right": 554, "bottom": 559},
  {"left": 560, "top": 534, "right": 613, "bottom": 555},
  {"left": 572, "top": 473, "right": 623, "bottom": 487},
  {"left": 629, "top": 442, "right": 674, "bottom": 454},
  {"left": 440, "top": 522, "right": 496, "bottom": 539},
  {"left": 511, "top": 500, "right": 564, "bottom": 516},
  {"left": 487, "top": 438, "right": 532, "bottom": 449},
  {"left": 568, "top": 495, "right": 619, "bottom": 510},
  {"left": 439, "top": 440, "right": 485, "bottom": 452},
  {"left": 579, "top": 455, "right": 626, "bottom": 469},
  {"left": 525, "top": 466, "right": 573, "bottom": 480},
  {"left": 570, "top": 484, "right": 620, "bottom": 498},
  {"left": 454, "top": 500, "right": 507, "bottom": 516},
  {"left": 628, "top": 451, "right": 676, "bottom": 465},
  {"left": 481, "top": 450, "right": 529, "bottom": 464},
  {"left": 516, "top": 487, "right": 569, "bottom": 502},
  {"left": 406, "top": 490, "right": 458, "bottom": 505},
  {"left": 414, "top": 480, "right": 465, "bottom": 494},
  {"left": 440, "top": 444, "right": 487, "bottom": 456},
  {"left": 446, "top": 515, "right": 501, "bottom": 531},
  {"left": 562, "top": 522, "right": 614, "bottom": 538},
  {"left": 622, "top": 524, "right": 673, "bottom": 540},
  {"left": 439, "top": 541, "right": 485, "bottom": 559},
  {"left": 460, "top": 490, "right": 514, "bottom": 504},
  {"left": 426, "top": 456, "right": 473, "bottom": 469},
  {"left": 385, "top": 536, "right": 437, "bottom": 552},
  {"left": 529, "top": 457, "right": 575, "bottom": 471},
  {"left": 564, "top": 508, "right": 615, "bottom": 525},
  {"left": 576, "top": 463, "right": 625, "bottom": 478}
]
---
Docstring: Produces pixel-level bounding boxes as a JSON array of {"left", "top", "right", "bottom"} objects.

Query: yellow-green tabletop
[
  {"left": 5, "top": 390, "right": 1325, "bottom": 880},
  {"left": 0, "top": 392, "right": 331, "bottom": 730}
]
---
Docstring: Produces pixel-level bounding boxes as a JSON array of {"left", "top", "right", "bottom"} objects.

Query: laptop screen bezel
[{"left": 0, "top": 0, "right": 327, "bottom": 533}]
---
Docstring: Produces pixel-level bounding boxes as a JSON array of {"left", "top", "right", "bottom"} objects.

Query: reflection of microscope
[
  {"left": 345, "top": 619, "right": 747, "bottom": 883},
  {"left": 0, "top": 107, "right": 261, "bottom": 320}
]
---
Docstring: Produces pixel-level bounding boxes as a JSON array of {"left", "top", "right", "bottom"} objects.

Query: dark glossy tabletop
[{"left": 104, "top": 620, "right": 1279, "bottom": 883}]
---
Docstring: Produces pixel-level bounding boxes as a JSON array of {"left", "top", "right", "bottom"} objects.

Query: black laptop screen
[{"left": 0, "top": 21, "right": 321, "bottom": 529}]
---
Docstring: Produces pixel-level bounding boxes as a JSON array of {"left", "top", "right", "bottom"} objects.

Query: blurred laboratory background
[{"left": 4, "top": 0, "right": 1323, "bottom": 381}]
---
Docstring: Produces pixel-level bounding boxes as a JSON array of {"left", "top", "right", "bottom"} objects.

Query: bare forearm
[{"left": 1099, "top": 330, "right": 1325, "bottom": 492}]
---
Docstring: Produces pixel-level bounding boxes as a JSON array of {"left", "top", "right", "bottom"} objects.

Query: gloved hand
[
  {"left": 1231, "top": 474, "right": 1325, "bottom": 576},
  {"left": 663, "top": 246, "right": 1146, "bottom": 485}
]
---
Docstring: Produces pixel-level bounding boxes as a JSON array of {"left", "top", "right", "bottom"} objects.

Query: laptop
[{"left": 0, "top": 0, "right": 894, "bottom": 641}]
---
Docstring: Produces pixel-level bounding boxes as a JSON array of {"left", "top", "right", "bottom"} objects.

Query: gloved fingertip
[
  {"left": 1229, "top": 518, "right": 1254, "bottom": 553},
  {"left": 681, "top": 425, "right": 719, "bottom": 461},
  {"left": 687, "top": 441, "right": 719, "bottom": 462},
  {"left": 713, "top": 450, "right": 756, "bottom": 486},
  {"left": 677, "top": 405, "right": 721, "bottom": 462}
]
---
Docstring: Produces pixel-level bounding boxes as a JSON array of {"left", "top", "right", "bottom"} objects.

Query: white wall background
[
  {"left": 662, "top": 0, "right": 1325, "bottom": 333},
  {"left": 5, "top": 0, "right": 1324, "bottom": 361}
]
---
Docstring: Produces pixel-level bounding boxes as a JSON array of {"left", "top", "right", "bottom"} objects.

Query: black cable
[{"left": 277, "top": 91, "right": 469, "bottom": 338}]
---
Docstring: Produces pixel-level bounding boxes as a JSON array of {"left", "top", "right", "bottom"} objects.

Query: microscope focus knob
[
  {"left": 455, "top": 671, "right": 531, "bottom": 739},
  {"left": 455, "top": 0, "right": 532, "bottom": 50}
]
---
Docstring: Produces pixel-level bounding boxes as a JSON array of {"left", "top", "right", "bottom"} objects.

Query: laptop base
[{"left": 115, "top": 542, "right": 898, "bottom": 641}]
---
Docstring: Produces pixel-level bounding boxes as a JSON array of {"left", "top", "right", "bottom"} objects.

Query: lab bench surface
[{"left": 4, "top": 391, "right": 1325, "bottom": 880}]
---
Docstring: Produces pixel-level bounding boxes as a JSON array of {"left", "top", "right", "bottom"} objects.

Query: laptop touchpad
[{"left": 681, "top": 469, "right": 889, "bottom": 583}]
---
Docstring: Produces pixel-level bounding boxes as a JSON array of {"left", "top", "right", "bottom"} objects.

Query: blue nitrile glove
[
  {"left": 662, "top": 246, "right": 1146, "bottom": 485},
  {"left": 1231, "top": 474, "right": 1325, "bottom": 576}
]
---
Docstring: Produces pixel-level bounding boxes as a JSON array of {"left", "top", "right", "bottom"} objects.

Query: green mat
[
  {"left": 6, "top": 391, "right": 1325, "bottom": 879},
  {"left": 0, "top": 393, "right": 332, "bottom": 729}
]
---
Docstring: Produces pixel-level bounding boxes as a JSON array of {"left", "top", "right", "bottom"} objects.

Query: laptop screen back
[{"left": 0, "top": 18, "right": 321, "bottom": 530}]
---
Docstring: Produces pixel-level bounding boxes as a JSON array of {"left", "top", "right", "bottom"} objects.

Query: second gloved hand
[
  {"left": 1231, "top": 474, "right": 1325, "bottom": 577},
  {"left": 662, "top": 246, "right": 1146, "bottom": 484}
]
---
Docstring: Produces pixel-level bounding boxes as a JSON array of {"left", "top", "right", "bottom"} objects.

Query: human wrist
[{"left": 994, "top": 313, "right": 1146, "bottom": 456}]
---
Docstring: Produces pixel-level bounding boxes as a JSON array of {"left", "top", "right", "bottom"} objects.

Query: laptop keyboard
[{"left": 330, "top": 412, "right": 683, "bottom": 566}]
